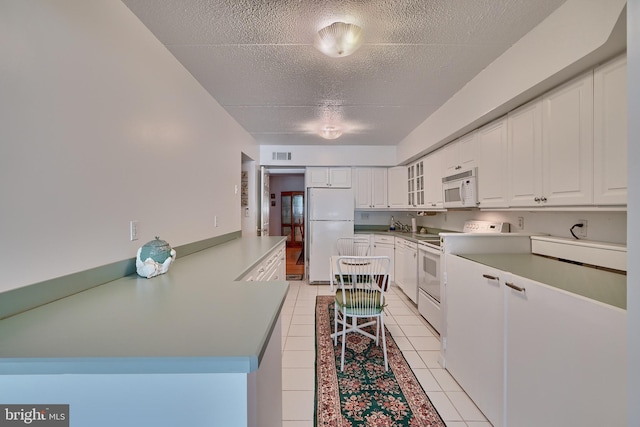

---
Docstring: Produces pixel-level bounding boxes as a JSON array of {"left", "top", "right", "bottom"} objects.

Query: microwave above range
[{"left": 442, "top": 168, "right": 478, "bottom": 208}]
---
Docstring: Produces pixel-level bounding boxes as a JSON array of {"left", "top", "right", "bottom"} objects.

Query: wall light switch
[{"left": 130, "top": 220, "right": 139, "bottom": 241}]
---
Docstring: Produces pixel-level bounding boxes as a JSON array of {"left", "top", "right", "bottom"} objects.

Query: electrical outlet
[
  {"left": 575, "top": 219, "right": 587, "bottom": 238},
  {"left": 214, "top": 215, "right": 218, "bottom": 227},
  {"left": 517, "top": 216, "right": 524, "bottom": 230},
  {"left": 360, "top": 212, "right": 369, "bottom": 220},
  {"left": 130, "top": 220, "right": 139, "bottom": 241}
]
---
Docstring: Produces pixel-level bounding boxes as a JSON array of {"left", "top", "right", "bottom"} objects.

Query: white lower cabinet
[
  {"left": 242, "top": 243, "right": 285, "bottom": 282},
  {"left": 395, "top": 238, "right": 417, "bottom": 303},
  {"left": 402, "top": 241, "right": 418, "bottom": 304},
  {"left": 394, "top": 237, "right": 406, "bottom": 291},
  {"left": 505, "top": 275, "right": 626, "bottom": 427},
  {"left": 445, "top": 254, "right": 505, "bottom": 427},
  {"left": 373, "top": 235, "right": 395, "bottom": 282},
  {"left": 445, "top": 254, "right": 627, "bottom": 427}
]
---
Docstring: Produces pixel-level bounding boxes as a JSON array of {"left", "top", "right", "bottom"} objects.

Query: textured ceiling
[{"left": 122, "top": 0, "right": 568, "bottom": 146}]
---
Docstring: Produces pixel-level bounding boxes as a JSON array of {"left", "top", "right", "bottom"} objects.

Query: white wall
[
  {"left": 397, "top": 0, "right": 627, "bottom": 164},
  {"left": 260, "top": 145, "right": 397, "bottom": 167},
  {"left": 627, "top": 0, "right": 639, "bottom": 423},
  {"left": 0, "top": 0, "right": 258, "bottom": 291}
]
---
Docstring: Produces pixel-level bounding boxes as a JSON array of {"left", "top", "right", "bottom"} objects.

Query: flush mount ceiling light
[
  {"left": 314, "top": 22, "right": 363, "bottom": 58},
  {"left": 318, "top": 125, "right": 343, "bottom": 140}
]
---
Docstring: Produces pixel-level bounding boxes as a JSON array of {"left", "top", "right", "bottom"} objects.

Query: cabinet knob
[
  {"left": 541, "top": 196, "right": 547, "bottom": 202},
  {"left": 534, "top": 197, "right": 541, "bottom": 202}
]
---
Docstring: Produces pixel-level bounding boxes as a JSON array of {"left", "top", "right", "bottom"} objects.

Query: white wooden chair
[
  {"left": 336, "top": 237, "right": 370, "bottom": 256},
  {"left": 333, "top": 255, "right": 391, "bottom": 371},
  {"left": 331, "top": 238, "right": 371, "bottom": 292}
]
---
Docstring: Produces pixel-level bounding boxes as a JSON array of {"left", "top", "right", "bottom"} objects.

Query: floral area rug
[{"left": 314, "top": 295, "right": 446, "bottom": 427}]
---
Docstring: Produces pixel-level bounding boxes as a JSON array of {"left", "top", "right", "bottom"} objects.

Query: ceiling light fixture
[
  {"left": 318, "top": 125, "right": 343, "bottom": 140},
  {"left": 314, "top": 22, "right": 363, "bottom": 58}
]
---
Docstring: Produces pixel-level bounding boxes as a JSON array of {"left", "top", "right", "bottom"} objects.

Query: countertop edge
[{"left": 0, "top": 237, "right": 289, "bottom": 375}]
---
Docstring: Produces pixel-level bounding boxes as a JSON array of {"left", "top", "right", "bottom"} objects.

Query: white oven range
[{"left": 417, "top": 220, "right": 509, "bottom": 334}]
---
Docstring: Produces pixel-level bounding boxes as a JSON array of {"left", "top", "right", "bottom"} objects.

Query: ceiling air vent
[{"left": 272, "top": 152, "right": 292, "bottom": 161}]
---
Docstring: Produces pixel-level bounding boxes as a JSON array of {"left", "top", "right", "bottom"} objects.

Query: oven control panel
[{"left": 463, "top": 220, "right": 510, "bottom": 233}]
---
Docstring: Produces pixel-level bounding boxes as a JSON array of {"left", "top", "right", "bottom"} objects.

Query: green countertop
[
  {"left": 457, "top": 253, "right": 626, "bottom": 309},
  {"left": 0, "top": 236, "right": 288, "bottom": 375}
]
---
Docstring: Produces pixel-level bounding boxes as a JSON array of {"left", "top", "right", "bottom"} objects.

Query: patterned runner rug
[{"left": 314, "top": 295, "right": 446, "bottom": 426}]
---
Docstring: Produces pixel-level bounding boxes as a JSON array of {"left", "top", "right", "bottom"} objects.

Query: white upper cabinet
[
  {"left": 508, "top": 71, "right": 594, "bottom": 207},
  {"left": 306, "top": 167, "right": 352, "bottom": 188},
  {"left": 593, "top": 54, "right": 627, "bottom": 205},
  {"left": 371, "top": 168, "right": 388, "bottom": 207},
  {"left": 444, "top": 131, "right": 478, "bottom": 176},
  {"left": 387, "top": 166, "right": 408, "bottom": 208},
  {"left": 507, "top": 99, "right": 543, "bottom": 207},
  {"left": 541, "top": 71, "right": 594, "bottom": 206},
  {"left": 407, "top": 159, "right": 425, "bottom": 208},
  {"left": 477, "top": 117, "right": 509, "bottom": 208},
  {"left": 423, "top": 149, "right": 444, "bottom": 209},
  {"left": 354, "top": 168, "right": 388, "bottom": 208}
]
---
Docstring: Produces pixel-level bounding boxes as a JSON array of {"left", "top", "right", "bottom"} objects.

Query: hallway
[{"left": 285, "top": 246, "right": 304, "bottom": 280}]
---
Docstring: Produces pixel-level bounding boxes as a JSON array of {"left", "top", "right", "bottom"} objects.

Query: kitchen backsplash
[{"left": 355, "top": 210, "right": 627, "bottom": 245}]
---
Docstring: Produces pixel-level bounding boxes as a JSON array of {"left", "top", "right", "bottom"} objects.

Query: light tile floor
[{"left": 281, "top": 280, "right": 493, "bottom": 427}]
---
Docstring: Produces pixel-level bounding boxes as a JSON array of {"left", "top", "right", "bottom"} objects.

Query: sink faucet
[{"left": 394, "top": 221, "right": 411, "bottom": 233}]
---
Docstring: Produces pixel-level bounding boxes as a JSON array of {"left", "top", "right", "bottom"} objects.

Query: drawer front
[{"left": 374, "top": 234, "right": 394, "bottom": 244}]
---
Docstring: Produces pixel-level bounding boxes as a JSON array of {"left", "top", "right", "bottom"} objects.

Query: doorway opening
[
  {"left": 281, "top": 191, "right": 304, "bottom": 247},
  {"left": 268, "top": 172, "right": 305, "bottom": 280},
  {"left": 281, "top": 191, "right": 304, "bottom": 279}
]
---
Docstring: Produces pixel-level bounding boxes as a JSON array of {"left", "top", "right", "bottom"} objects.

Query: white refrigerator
[{"left": 307, "top": 188, "right": 354, "bottom": 283}]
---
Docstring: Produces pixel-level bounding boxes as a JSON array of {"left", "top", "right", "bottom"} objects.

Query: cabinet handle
[
  {"left": 482, "top": 274, "right": 499, "bottom": 280},
  {"left": 505, "top": 282, "right": 526, "bottom": 292},
  {"left": 540, "top": 196, "right": 547, "bottom": 202},
  {"left": 534, "top": 197, "right": 541, "bottom": 202}
]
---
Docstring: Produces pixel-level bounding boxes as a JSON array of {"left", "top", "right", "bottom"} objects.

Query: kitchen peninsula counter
[
  {"left": 458, "top": 252, "right": 626, "bottom": 309},
  {"left": 0, "top": 236, "right": 288, "bottom": 427}
]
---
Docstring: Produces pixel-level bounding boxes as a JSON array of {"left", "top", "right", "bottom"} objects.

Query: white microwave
[{"left": 442, "top": 168, "right": 478, "bottom": 208}]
